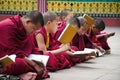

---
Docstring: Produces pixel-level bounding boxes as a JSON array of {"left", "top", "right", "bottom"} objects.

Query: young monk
[
  {"left": 32, "top": 12, "right": 73, "bottom": 71},
  {"left": 70, "top": 17, "right": 96, "bottom": 61},
  {"left": 92, "top": 19, "right": 115, "bottom": 54},
  {"left": 0, "top": 11, "right": 49, "bottom": 80},
  {"left": 88, "top": 19, "right": 106, "bottom": 54},
  {"left": 54, "top": 9, "right": 73, "bottom": 41},
  {"left": 72, "top": 17, "right": 92, "bottom": 50},
  {"left": 33, "top": 11, "right": 96, "bottom": 71}
]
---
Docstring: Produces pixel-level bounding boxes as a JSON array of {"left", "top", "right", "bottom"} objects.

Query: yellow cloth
[{"left": 46, "top": 32, "right": 50, "bottom": 48}]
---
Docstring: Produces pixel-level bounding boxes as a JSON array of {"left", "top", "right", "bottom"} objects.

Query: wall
[{"left": 0, "top": 0, "right": 120, "bottom": 26}]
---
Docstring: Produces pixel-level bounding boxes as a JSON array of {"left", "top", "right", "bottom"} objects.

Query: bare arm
[
  {"left": 92, "top": 43, "right": 105, "bottom": 53},
  {"left": 35, "top": 33, "right": 70, "bottom": 55}
]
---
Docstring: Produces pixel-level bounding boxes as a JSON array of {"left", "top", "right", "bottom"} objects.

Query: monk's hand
[
  {"left": 32, "top": 60, "right": 45, "bottom": 76},
  {"left": 24, "top": 57, "right": 36, "bottom": 67},
  {"left": 103, "top": 34, "right": 108, "bottom": 40},
  {"left": 108, "top": 32, "right": 115, "bottom": 37},
  {"left": 24, "top": 57, "right": 45, "bottom": 76},
  {"left": 60, "top": 44, "right": 70, "bottom": 52},
  {"left": 99, "top": 47, "right": 105, "bottom": 53}
]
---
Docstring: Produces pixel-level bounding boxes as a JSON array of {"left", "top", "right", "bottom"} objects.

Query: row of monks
[{"left": 0, "top": 10, "right": 115, "bottom": 80}]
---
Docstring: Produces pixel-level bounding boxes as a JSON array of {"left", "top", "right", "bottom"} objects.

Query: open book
[
  {"left": 83, "top": 14, "right": 95, "bottom": 26},
  {"left": 28, "top": 54, "right": 49, "bottom": 66},
  {"left": 58, "top": 24, "right": 77, "bottom": 44},
  {"left": 0, "top": 54, "right": 49, "bottom": 68},
  {"left": 0, "top": 54, "right": 16, "bottom": 68},
  {"left": 73, "top": 48, "right": 104, "bottom": 56}
]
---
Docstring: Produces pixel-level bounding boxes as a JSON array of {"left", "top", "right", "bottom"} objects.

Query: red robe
[
  {"left": 72, "top": 34, "right": 91, "bottom": 62},
  {"left": 33, "top": 27, "right": 72, "bottom": 71},
  {"left": 54, "top": 21, "right": 93, "bottom": 63},
  {"left": 0, "top": 14, "right": 41, "bottom": 58},
  {"left": 0, "top": 15, "right": 49, "bottom": 79},
  {"left": 89, "top": 31, "right": 102, "bottom": 47},
  {"left": 54, "top": 21, "right": 66, "bottom": 41},
  {"left": 84, "top": 34, "right": 94, "bottom": 49},
  {"left": 53, "top": 21, "right": 82, "bottom": 65},
  {"left": 97, "top": 32, "right": 110, "bottom": 50},
  {"left": 2, "top": 58, "right": 50, "bottom": 80}
]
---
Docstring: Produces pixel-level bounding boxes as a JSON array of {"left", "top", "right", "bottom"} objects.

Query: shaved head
[
  {"left": 67, "top": 17, "right": 81, "bottom": 28},
  {"left": 43, "top": 12, "right": 57, "bottom": 25},
  {"left": 60, "top": 9, "right": 72, "bottom": 20}
]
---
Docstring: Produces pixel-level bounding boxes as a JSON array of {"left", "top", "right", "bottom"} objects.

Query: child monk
[
  {"left": 0, "top": 11, "right": 49, "bottom": 80},
  {"left": 87, "top": 19, "right": 106, "bottom": 54},
  {"left": 54, "top": 9, "right": 73, "bottom": 41},
  {"left": 71, "top": 17, "right": 96, "bottom": 61},
  {"left": 33, "top": 12, "right": 96, "bottom": 71},
  {"left": 91, "top": 19, "right": 115, "bottom": 54},
  {"left": 32, "top": 12, "right": 72, "bottom": 71}
]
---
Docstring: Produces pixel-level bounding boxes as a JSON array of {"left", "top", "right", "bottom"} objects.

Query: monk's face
[
  {"left": 48, "top": 19, "right": 58, "bottom": 33},
  {"left": 92, "top": 25, "right": 100, "bottom": 34},
  {"left": 25, "top": 21, "right": 41, "bottom": 34},
  {"left": 64, "top": 12, "right": 73, "bottom": 22},
  {"left": 77, "top": 23, "right": 88, "bottom": 35}
]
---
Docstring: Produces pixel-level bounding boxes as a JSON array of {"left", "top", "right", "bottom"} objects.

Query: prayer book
[
  {"left": 83, "top": 14, "right": 95, "bottom": 26},
  {"left": 0, "top": 54, "right": 16, "bottom": 68},
  {"left": 28, "top": 54, "right": 49, "bottom": 66},
  {"left": 73, "top": 48, "right": 104, "bottom": 57},
  {"left": 73, "top": 48, "right": 97, "bottom": 56},
  {"left": 58, "top": 24, "right": 77, "bottom": 44}
]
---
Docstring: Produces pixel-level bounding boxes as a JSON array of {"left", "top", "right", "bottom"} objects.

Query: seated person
[
  {"left": 0, "top": 11, "right": 49, "bottom": 80},
  {"left": 54, "top": 9, "right": 73, "bottom": 41},
  {"left": 92, "top": 19, "right": 115, "bottom": 54},
  {"left": 32, "top": 12, "right": 73, "bottom": 71},
  {"left": 71, "top": 17, "right": 96, "bottom": 61},
  {"left": 33, "top": 11, "right": 96, "bottom": 71}
]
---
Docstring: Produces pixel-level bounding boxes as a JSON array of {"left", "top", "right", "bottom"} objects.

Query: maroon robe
[
  {"left": 72, "top": 34, "right": 85, "bottom": 51},
  {"left": 84, "top": 34, "right": 94, "bottom": 49},
  {"left": 0, "top": 14, "right": 41, "bottom": 58},
  {"left": 0, "top": 15, "right": 49, "bottom": 79},
  {"left": 33, "top": 27, "right": 72, "bottom": 71},
  {"left": 54, "top": 21, "right": 66, "bottom": 40},
  {"left": 97, "top": 32, "right": 110, "bottom": 50},
  {"left": 53, "top": 21, "right": 82, "bottom": 65},
  {"left": 89, "top": 31, "right": 102, "bottom": 47},
  {"left": 2, "top": 58, "right": 50, "bottom": 80}
]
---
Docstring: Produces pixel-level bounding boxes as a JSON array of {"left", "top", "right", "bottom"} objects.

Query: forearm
[
  {"left": 46, "top": 48, "right": 64, "bottom": 55},
  {"left": 24, "top": 57, "right": 37, "bottom": 67}
]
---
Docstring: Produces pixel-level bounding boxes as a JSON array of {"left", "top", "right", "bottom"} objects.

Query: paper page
[
  {"left": 8, "top": 54, "right": 16, "bottom": 62},
  {"left": 73, "top": 48, "right": 97, "bottom": 54},
  {"left": 97, "top": 50, "right": 104, "bottom": 56},
  {"left": 28, "top": 54, "right": 49, "bottom": 66}
]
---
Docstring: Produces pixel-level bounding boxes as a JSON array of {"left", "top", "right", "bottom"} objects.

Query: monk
[
  {"left": 70, "top": 17, "right": 96, "bottom": 61},
  {"left": 0, "top": 11, "right": 49, "bottom": 80},
  {"left": 91, "top": 19, "right": 115, "bottom": 54},
  {"left": 32, "top": 12, "right": 73, "bottom": 71},
  {"left": 88, "top": 19, "right": 106, "bottom": 55},
  {"left": 54, "top": 9, "right": 73, "bottom": 41},
  {"left": 33, "top": 11, "right": 97, "bottom": 72}
]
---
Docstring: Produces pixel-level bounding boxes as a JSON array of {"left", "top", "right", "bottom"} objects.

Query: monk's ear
[
  {"left": 62, "top": 16, "right": 66, "bottom": 21},
  {"left": 46, "top": 21, "right": 51, "bottom": 25},
  {"left": 25, "top": 18, "right": 32, "bottom": 24}
]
